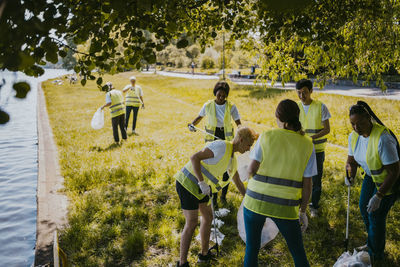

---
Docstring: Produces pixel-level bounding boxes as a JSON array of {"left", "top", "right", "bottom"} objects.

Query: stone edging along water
[{"left": 35, "top": 82, "right": 68, "bottom": 266}]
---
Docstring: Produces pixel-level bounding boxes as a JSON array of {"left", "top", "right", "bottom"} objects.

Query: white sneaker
[
  {"left": 357, "top": 244, "right": 368, "bottom": 251},
  {"left": 309, "top": 207, "right": 318, "bottom": 218}
]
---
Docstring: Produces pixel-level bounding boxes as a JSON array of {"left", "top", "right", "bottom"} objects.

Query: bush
[{"left": 201, "top": 56, "right": 215, "bottom": 69}]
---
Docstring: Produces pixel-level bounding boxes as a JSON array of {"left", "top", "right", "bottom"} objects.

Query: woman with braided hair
[{"left": 346, "top": 101, "right": 399, "bottom": 263}]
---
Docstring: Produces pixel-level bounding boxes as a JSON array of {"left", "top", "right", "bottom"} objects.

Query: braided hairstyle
[{"left": 275, "top": 99, "right": 303, "bottom": 134}]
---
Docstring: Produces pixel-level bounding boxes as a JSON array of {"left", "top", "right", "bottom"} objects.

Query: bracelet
[{"left": 376, "top": 191, "right": 384, "bottom": 199}]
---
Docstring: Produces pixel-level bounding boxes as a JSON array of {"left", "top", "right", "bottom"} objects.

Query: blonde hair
[{"left": 234, "top": 126, "right": 259, "bottom": 143}]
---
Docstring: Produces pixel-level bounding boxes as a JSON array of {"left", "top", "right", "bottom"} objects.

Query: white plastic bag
[
  {"left": 237, "top": 200, "right": 279, "bottom": 247},
  {"left": 333, "top": 249, "right": 371, "bottom": 267},
  {"left": 91, "top": 108, "right": 104, "bottom": 130}
]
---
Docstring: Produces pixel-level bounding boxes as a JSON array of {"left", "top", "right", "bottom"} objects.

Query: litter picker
[
  {"left": 188, "top": 124, "right": 221, "bottom": 140},
  {"left": 345, "top": 171, "right": 351, "bottom": 252}
]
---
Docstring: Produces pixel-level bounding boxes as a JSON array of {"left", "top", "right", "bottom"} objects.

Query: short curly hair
[{"left": 213, "top": 81, "right": 230, "bottom": 96}]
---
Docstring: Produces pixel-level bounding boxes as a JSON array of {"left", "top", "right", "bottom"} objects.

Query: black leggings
[
  {"left": 125, "top": 106, "right": 139, "bottom": 130},
  {"left": 213, "top": 127, "right": 230, "bottom": 200},
  {"left": 111, "top": 114, "right": 127, "bottom": 142}
]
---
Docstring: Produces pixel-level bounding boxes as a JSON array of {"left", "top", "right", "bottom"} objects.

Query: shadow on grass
[
  {"left": 89, "top": 142, "right": 121, "bottom": 152},
  {"left": 234, "top": 85, "right": 291, "bottom": 100}
]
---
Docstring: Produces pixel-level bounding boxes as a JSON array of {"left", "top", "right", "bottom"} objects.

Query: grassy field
[{"left": 42, "top": 72, "right": 400, "bottom": 266}]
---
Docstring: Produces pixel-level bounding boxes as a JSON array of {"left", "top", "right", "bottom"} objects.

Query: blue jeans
[
  {"left": 359, "top": 175, "right": 396, "bottom": 261},
  {"left": 243, "top": 207, "right": 309, "bottom": 267},
  {"left": 311, "top": 152, "right": 325, "bottom": 209}
]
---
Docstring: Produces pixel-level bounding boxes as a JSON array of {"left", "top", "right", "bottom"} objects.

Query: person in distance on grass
[
  {"left": 295, "top": 79, "right": 331, "bottom": 218},
  {"left": 175, "top": 126, "right": 258, "bottom": 267},
  {"left": 188, "top": 81, "right": 242, "bottom": 208},
  {"left": 122, "top": 76, "right": 144, "bottom": 135},
  {"left": 346, "top": 102, "right": 399, "bottom": 263},
  {"left": 100, "top": 82, "right": 127, "bottom": 144},
  {"left": 244, "top": 99, "right": 316, "bottom": 267}
]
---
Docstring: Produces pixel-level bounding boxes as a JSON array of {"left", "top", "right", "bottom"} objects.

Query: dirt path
[{"left": 35, "top": 83, "right": 68, "bottom": 266}]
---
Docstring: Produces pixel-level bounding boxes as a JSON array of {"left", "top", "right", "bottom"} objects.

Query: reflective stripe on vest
[
  {"left": 204, "top": 100, "right": 234, "bottom": 142},
  {"left": 175, "top": 141, "right": 237, "bottom": 200},
  {"left": 244, "top": 129, "right": 313, "bottom": 219},
  {"left": 109, "top": 90, "right": 125, "bottom": 118},
  {"left": 298, "top": 100, "right": 327, "bottom": 152},
  {"left": 126, "top": 86, "right": 141, "bottom": 107},
  {"left": 350, "top": 123, "right": 391, "bottom": 195}
]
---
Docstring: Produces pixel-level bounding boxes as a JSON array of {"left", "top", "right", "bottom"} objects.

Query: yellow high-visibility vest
[
  {"left": 244, "top": 129, "right": 313, "bottom": 219},
  {"left": 126, "top": 86, "right": 141, "bottom": 107},
  {"left": 298, "top": 100, "right": 327, "bottom": 152},
  {"left": 175, "top": 140, "right": 238, "bottom": 200},
  {"left": 350, "top": 123, "right": 393, "bottom": 195},
  {"left": 109, "top": 90, "right": 125, "bottom": 118},
  {"left": 204, "top": 100, "right": 234, "bottom": 142}
]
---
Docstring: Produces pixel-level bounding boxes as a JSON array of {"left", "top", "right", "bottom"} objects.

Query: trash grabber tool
[
  {"left": 345, "top": 171, "right": 351, "bottom": 252},
  {"left": 209, "top": 193, "right": 220, "bottom": 257},
  {"left": 189, "top": 124, "right": 221, "bottom": 140}
]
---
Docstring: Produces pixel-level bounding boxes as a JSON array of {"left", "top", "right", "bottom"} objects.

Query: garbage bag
[
  {"left": 196, "top": 227, "right": 225, "bottom": 245},
  {"left": 91, "top": 108, "right": 104, "bottom": 130},
  {"left": 237, "top": 201, "right": 279, "bottom": 247},
  {"left": 237, "top": 151, "right": 251, "bottom": 182},
  {"left": 333, "top": 250, "right": 371, "bottom": 267},
  {"left": 215, "top": 208, "right": 230, "bottom": 218}
]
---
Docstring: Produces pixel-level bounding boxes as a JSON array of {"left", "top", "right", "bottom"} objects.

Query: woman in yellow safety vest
[
  {"left": 346, "top": 103, "right": 399, "bottom": 263},
  {"left": 175, "top": 126, "right": 258, "bottom": 267},
  {"left": 101, "top": 82, "right": 127, "bottom": 143},
  {"left": 188, "top": 81, "right": 242, "bottom": 207},
  {"left": 244, "top": 99, "right": 317, "bottom": 267}
]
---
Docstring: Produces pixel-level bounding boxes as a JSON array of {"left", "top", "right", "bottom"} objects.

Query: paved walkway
[{"left": 153, "top": 71, "right": 400, "bottom": 101}]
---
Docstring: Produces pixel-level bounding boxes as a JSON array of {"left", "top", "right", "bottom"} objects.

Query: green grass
[{"left": 43, "top": 72, "right": 400, "bottom": 266}]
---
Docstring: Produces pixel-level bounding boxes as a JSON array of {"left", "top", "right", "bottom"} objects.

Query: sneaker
[
  {"left": 132, "top": 130, "right": 139, "bottom": 135},
  {"left": 356, "top": 244, "right": 368, "bottom": 251},
  {"left": 198, "top": 250, "right": 213, "bottom": 263},
  {"left": 309, "top": 207, "right": 318, "bottom": 218},
  {"left": 176, "top": 261, "right": 189, "bottom": 267}
]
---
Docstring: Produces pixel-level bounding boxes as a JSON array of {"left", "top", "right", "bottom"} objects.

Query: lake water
[{"left": 0, "top": 69, "right": 70, "bottom": 267}]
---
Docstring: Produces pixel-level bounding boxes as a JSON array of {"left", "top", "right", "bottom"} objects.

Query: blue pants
[
  {"left": 359, "top": 175, "right": 396, "bottom": 261},
  {"left": 311, "top": 152, "right": 325, "bottom": 209},
  {"left": 243, "top": 207, "right": 309, "bottom": 267},
  {"left": 125, "top": 106, "right": 139, "bottom": 131}
]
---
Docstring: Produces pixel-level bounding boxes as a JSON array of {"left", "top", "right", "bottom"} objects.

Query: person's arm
[
  {"left": 346, "top": 155, "right": 358, "bottom": 178},
  {"left": 377, "top": 161, "right": 400, "bottom": 195},
  {"left": 311, "top": 119, "right": 330, "bottom": 139},
  {"left": 191, "top": 116, "right": 203, "bottom": 126},
  {"left": 300, "top": 177, "right": 312, "bottom": 212},
  {"left": 140, "top": 96, "right": 144, "bottom": 108},
  {"left": 122, "top": 88, "right": 129, "bottom": 93},
  {"left": 190, "top": 148, "right": 214, "bottom": 182},
  {"left": 235, "top": 119, "right": 242, "bottom": 127},
  {"left": 232, "top": 171, "right": 246, "bottom": 196},
  {"left": 248, "top": 159, "right": 260, "bottom": 178}
]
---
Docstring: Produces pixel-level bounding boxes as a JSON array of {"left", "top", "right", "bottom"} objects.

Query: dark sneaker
[
  {"left": 176, "top": 261, "right": 189, "bottom": 267},
  {"left": 198, "top": 250, "right": 213, "bottom": 263}
]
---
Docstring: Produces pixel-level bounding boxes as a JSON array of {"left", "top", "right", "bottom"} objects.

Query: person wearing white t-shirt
[
  {"left": 123, "top": 76, "right": 144, "bottom": 135},
  {"left": 346, "top": 103, "right": 399, "bottom": 263},
  {"left": 296, "top": 79, "right": 331, "bottom": 217},
  {"left": 188, "top": 81, "right": 242, "bottom": 206}
]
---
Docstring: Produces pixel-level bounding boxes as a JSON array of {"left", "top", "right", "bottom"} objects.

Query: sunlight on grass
[{"left": 43, "top": 72, "right": 400, "bottom": 266}]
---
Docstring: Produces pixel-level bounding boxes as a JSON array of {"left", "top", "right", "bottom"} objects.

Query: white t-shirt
[
  {"left": 199, "top": 102, "right": 240, "bottom": 127},
  {"left": 123, "top": 84, "right": 143, "bottom": 96},
  {"left": 250, "top": 136, "right": 318, "bottom": 177},
  {"left": 203, "top": 140, "right": 233, "bottom": 170},
  {"left": 300, "top": 102, "right": 331, "bottom": 122},
  {"left": 348, "top": 131, "right": 399, "bottom": 176}
]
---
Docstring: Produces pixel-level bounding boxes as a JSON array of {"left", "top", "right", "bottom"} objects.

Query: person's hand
[
  {"left": 345, "top": 176, "right": 354, "bottom": 187},
  {"left": 141, "top": 104, "right": 145, "bottom": 109},
  {"left": 367, "top": 194, "right": 382, "bottom": 213},
  {"left": 188, "top": 123, "right": 196, "bottom": 132},
  {"left": 100, "top": 106, "right": 104, "bottom": 110},
  {"left": 198, "top": 180, "right": 210, "bottom": 196},
  {"left": 299, "top": 212, "right": 308, "bottom": 233}
]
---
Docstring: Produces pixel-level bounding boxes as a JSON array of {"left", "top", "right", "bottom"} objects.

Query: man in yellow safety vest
[{"left": 123, "top": 76, "right": 144, "bottom": 135}]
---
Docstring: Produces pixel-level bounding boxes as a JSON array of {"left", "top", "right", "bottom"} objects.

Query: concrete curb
[{"left": 35, "top": 83, "right": 68, "bottom": 266}]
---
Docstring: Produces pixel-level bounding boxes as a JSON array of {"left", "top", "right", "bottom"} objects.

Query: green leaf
[
  {"left": 13, "top": 82, "right": 31, "bottom": 99},
  {"left": 59, "top": 50, "right": 67, "bottom": 58},
  {"left": 0, "top": 109, "right": 10, "bottom": 124},
  {"left": 81, "top": 79, "right": 87, "bottom": 86},
  {"left": 96, "top": 77, "right": 103, "bottom": 85},
  {"left": 176, "top": 38, "right": 189, "bottom": 49}
]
